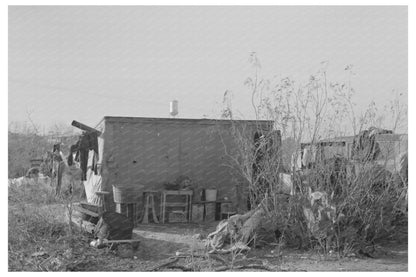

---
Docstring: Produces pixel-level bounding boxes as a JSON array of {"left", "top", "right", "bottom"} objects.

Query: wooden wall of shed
[{"left": 100, "top": 120, "right": 270, "bottom": 215}]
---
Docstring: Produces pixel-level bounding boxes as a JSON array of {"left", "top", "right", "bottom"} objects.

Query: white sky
[{"left": 8, "top": 6, "right": 408, "bottom": 132}]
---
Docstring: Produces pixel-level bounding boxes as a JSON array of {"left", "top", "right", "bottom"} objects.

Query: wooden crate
[
  {"left": 191, "top": 204, "right": 204, "bottom": 222},
  {"left": 205, "top": 203, "right": 216, "bottom": 222}
]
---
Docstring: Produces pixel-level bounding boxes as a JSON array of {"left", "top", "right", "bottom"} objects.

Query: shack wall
[{"left": 99, "top": 117, "right": 273, "bottom": 214}]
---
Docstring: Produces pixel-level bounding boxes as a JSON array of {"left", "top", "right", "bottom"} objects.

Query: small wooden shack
[{"left": 80, "top": 116, "right": 278, "bottom": 215}]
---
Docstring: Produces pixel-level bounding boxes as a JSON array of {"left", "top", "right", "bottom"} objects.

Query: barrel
[{"left": 112, "top": 185, "right": 144, "bottom": 204}]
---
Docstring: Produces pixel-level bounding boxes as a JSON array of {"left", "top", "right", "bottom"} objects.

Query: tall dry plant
[{"left": 220, "top": 54, "right": 407, "bottom": 254}]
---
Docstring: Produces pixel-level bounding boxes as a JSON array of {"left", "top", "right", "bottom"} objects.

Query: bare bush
[{"left": 218, "top": 54, "right": 407, "bottom": 255}]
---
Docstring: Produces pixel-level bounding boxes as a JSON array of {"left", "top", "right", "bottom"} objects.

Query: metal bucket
[{"left": 112, "top": 185, "right": 144, "bottom": 203}]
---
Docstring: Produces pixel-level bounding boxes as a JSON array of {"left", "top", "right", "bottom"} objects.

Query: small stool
[{"left": 141, "top": 191, "right": 159, "bottom": 224}]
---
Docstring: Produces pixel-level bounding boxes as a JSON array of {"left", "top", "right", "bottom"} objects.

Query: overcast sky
[{"left": 8, "top": 6, "right": 407, "bottom": 132}]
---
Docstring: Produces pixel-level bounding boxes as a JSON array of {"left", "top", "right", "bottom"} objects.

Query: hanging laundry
[
  {"left": 67, "top": 144, "right": 78, "bottom": 166},
  {"left": 70, "top": 132, "right": 99, "bottom": 181},
  {"left": 87, "top": 149, "right": 98, "bottom": 175}
]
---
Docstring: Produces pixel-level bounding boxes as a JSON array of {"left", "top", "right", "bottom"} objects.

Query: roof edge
[{"left": 101, "top": 116, "right": 273, "bottom": 125}]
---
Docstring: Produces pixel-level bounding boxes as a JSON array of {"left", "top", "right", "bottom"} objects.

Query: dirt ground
[
  {"left": 71, "top": 216, "right": 408, "bottom": 272},
  {"left": 73, "top": 229, "right": 408, "bottom": 271},
  {"left": 8, "top": 203, "right": 408, "bottom": 272},
  {"left": 250, "top": 242, "right": 408, "bottom": 271}
]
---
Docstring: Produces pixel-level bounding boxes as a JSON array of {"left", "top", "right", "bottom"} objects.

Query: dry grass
[
  {"left": 8, "top": 183, "right": 156, "bottom": 272},
  {"left": 266, "top": 158, "right": 408, "bottom": 256},
  {"left": 8, "top": 183, "right": 86, "bottom": 271}
]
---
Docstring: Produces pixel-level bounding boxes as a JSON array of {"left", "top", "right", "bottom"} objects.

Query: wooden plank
[
  {"left": 163, "top": 190, "right": 193, "bottom": 195},
  {"left": 165, "top": 202, "right": 188, "bottom": 207},
  {"left": 193, "top": 200, "right": 232, "bottom": 204},
  {"left": 102, "top": 239, "right": 141, "bottom": 244},
  {"left": 79, "top": 202, "right": 100, "bottom": 211},
  {"left": 74, "top": 205, "right": 99, "bottom": 217},
  {"left": 71, "top": 120, "right": 102, "bottom": 135}
]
